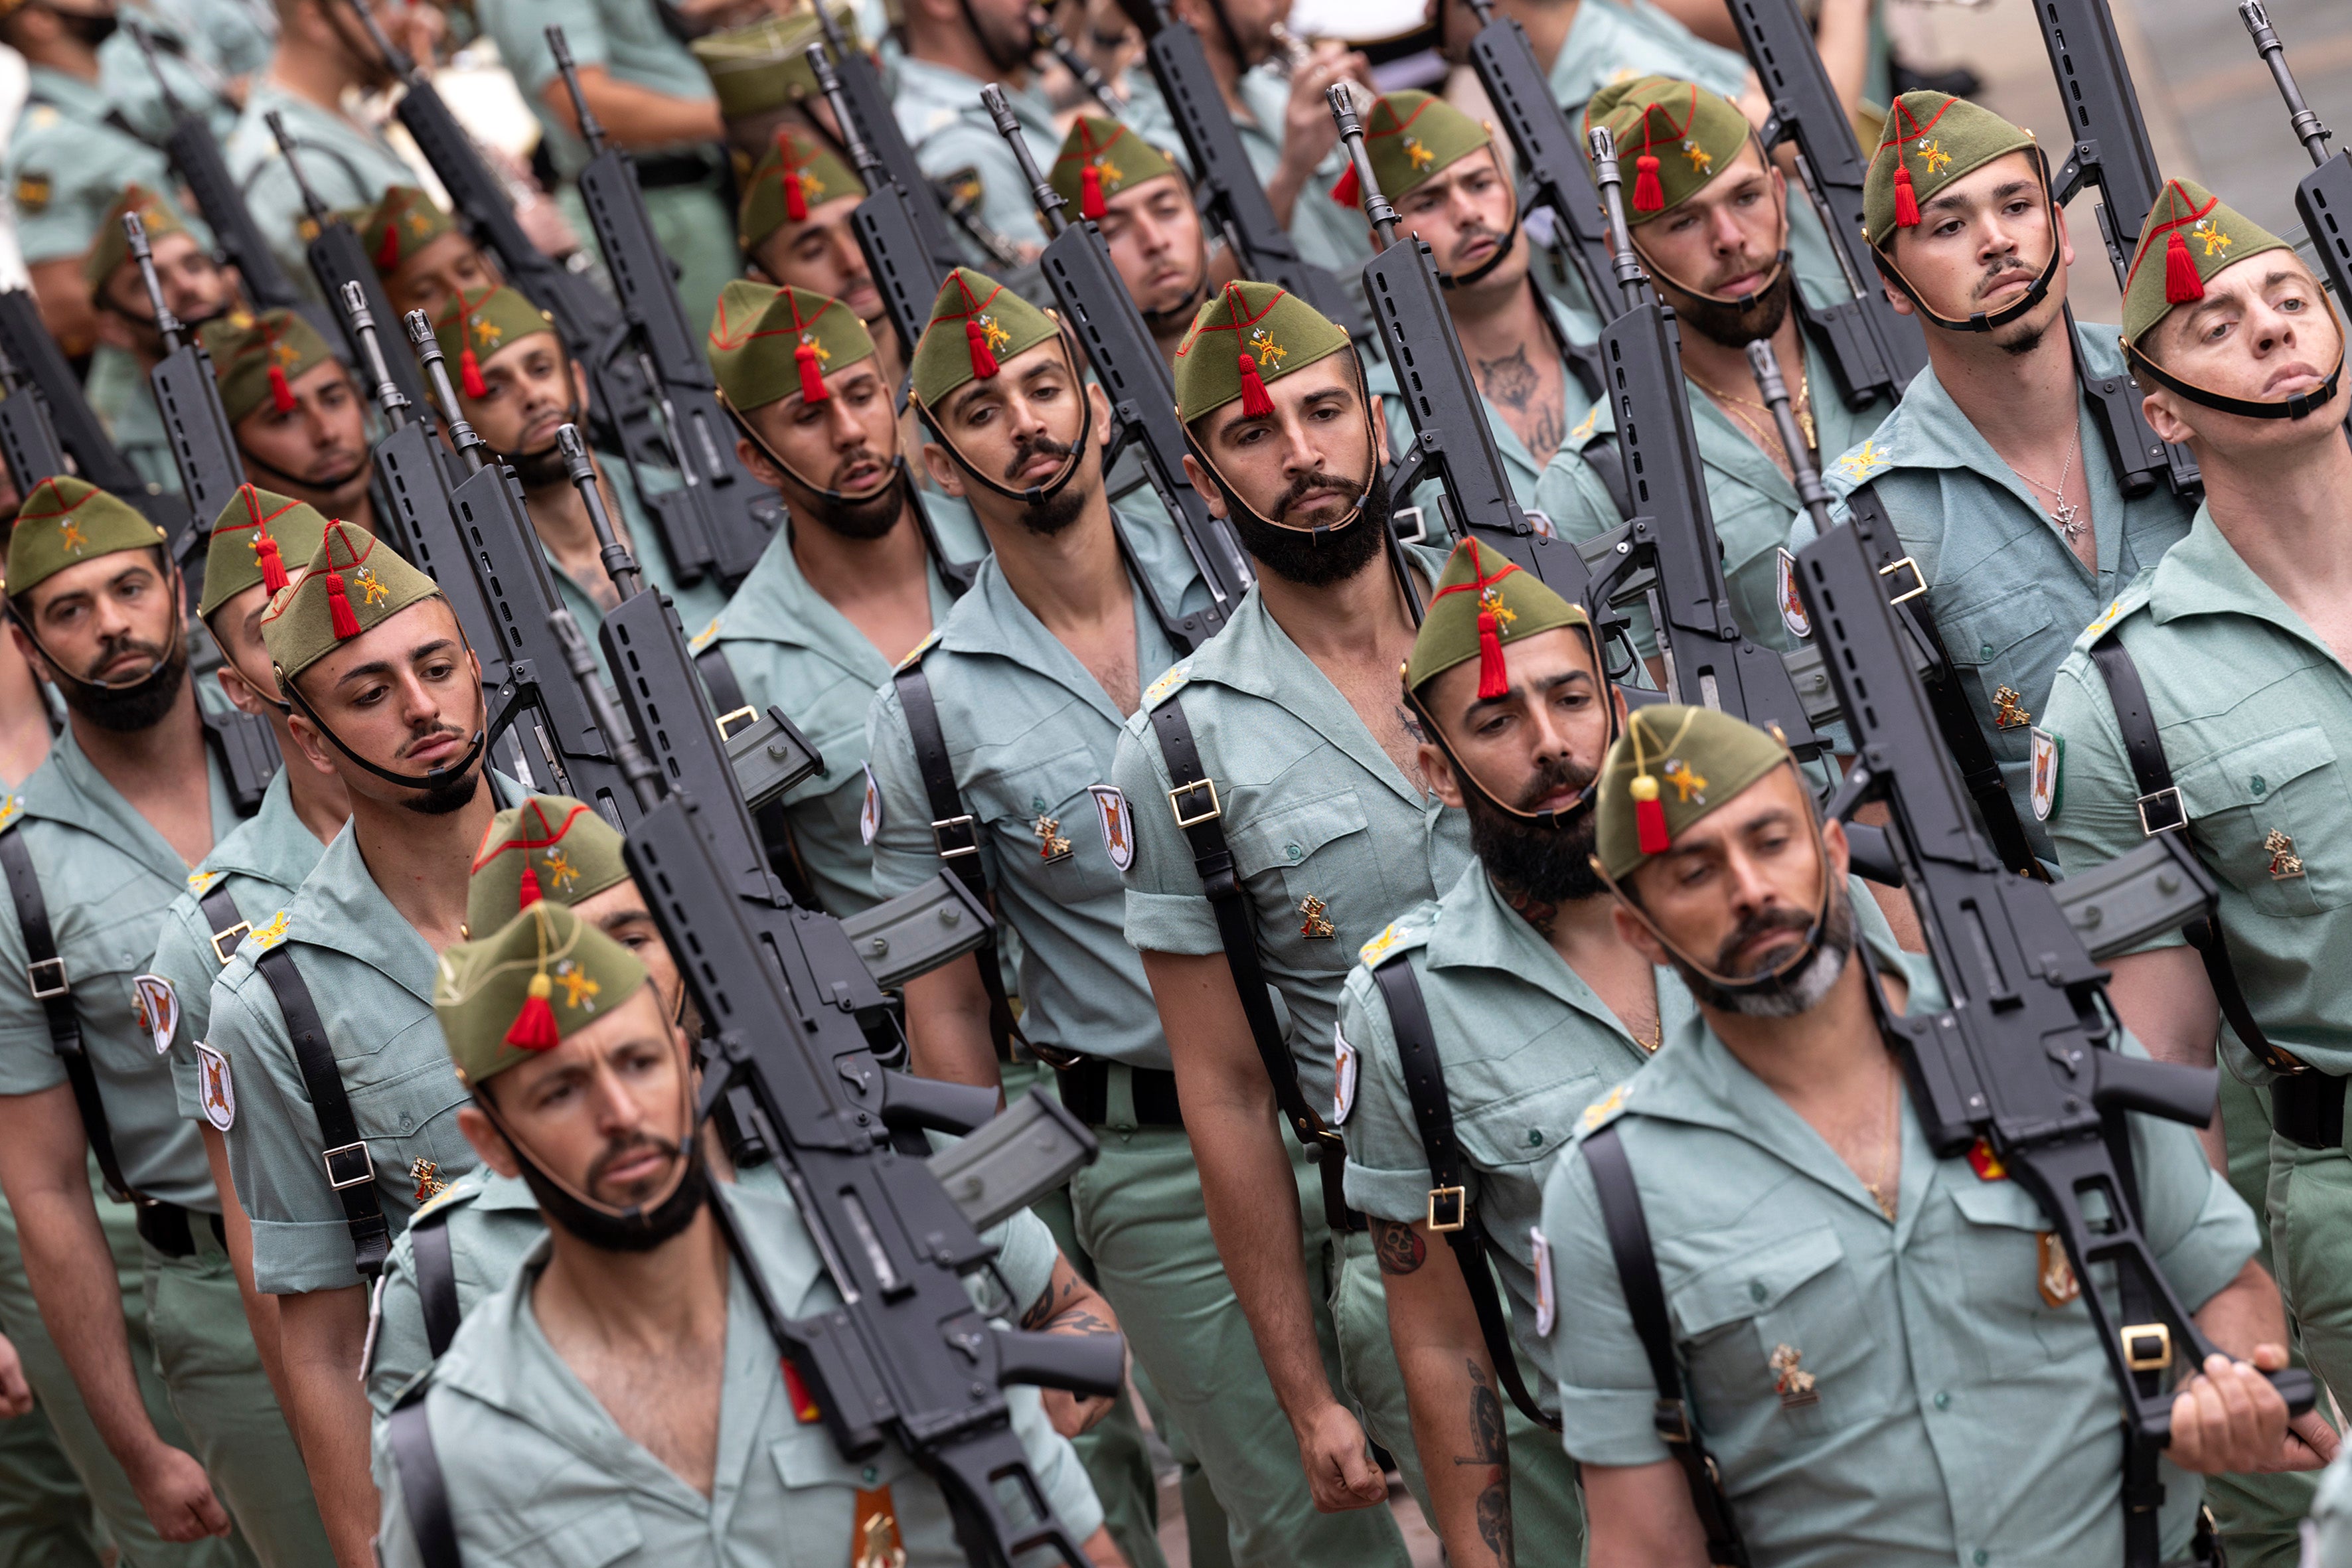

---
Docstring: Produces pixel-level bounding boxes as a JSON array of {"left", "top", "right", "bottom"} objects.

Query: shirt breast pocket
[
  {"left": 1674, "top": 1224, "right": 1883, "bottom": 1438},
  {"left": 476, "top": 1495, "right": 643, "bottom": 1568},
  {"left": 984, "top": 747, "right": 1122, "bottom": 901},
  {"left": 1945, "top": 596, "right": 2059, "bottom": 759},
  {"left": 2177, "top": 726, "right": 2351, "bottom": 916},
  {"left": 768, "top": 1429, "right": 921, "bottom": 1566},
  {"left": 1946, "top": 1178, "right": 2083, "bottom": 1379},
  {"left": 1230, "top": 791, "right": 1377, "bottom": 965},
  {"left": 1454, "top": 1072, "right": 1603, "bottom": 1179},
  {"left": 349, "top": 1049, "right": 471, "bottom": 1196}
]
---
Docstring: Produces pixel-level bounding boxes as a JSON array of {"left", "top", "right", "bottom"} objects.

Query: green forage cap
[
  {"left": 738, "top": 125, "right": 864, "bottom": 252},
  {"left": 1581, "top": 76, "right": 1751, "bottom": 226},
  {"left": 911, "top": 268, "right": 1058, "bottom": 408},
  {"left": 356, "top": 187, "right": 455, "bottom": 276},
  {"left": 432, "top": 285, "right": 557, "bottom": 390},
  {"left": 1050, "top": 116, "right": 1177, "bottom": 219},
  {"left": 262, "top": 518, "right": 439, "bottom": 680},
  {"left": 468, "top": 793, "right": 629, "bottom": 935},
  {"left": 1172, "top": 281, "right": 1350, "bottom": 424},
  {"left": 1344, "top": 92, "right": 1490, "bottom": 208},
  {"left": 1403, "top": 537, "right": 1588, "bottom": 697},
  {"left": 434, "top": 900, "right": 649, "bottom": 1087},
  {"left": 690, "top": 3, "right": 862, "bottom": 119},
  {"left": 1864, "top": 90, "right": 2035, "bottom": 248},
  {"left": 199, "top": 485, "right": 329, "bottom": 621},
  {"left": 1596, "top": 704, "right": 1792, "bottom": 879},
  {"left": 708, "top": 280, "right": 876, "bottom": 412},
  {"left": 199, "top": 309, "right": 337, "bottom": 426},
  {"left": 82, "top": 184, "right": 189, "bottom": 287},
  {"left": 4, "top": 478, "right": 167, "bottom": 598},
  {"left": 2121, "top": 177, "right": 2290, "bottom": 349}
]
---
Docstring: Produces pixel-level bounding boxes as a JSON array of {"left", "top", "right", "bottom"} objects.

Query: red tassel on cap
[
  {"left": 796, "top": 341, "right": 828, "bottom": 402},
  {"left": 965, "top": 319, "right": 1000, "bottom": 380},
  {"left": 504, "top": 973, "right": 560, "bottom": 1050},
  {"left": 1893, "top": 165, "right": 1921, "bottom": 229},
  {"left": 459, "top": 345, "right": 487, "bottom": 400},
  {"left": 1329, "top": 162, "right": 1360, "bottom": 209},
  {"left": 516, "top": 862, "right": 543, "bottom": 910},
  {"left": 326, "top": 570, "right": 360, "bottom": 639},
  {"left": 268, "top": 363, "right": 296, "bottom": 414},
  {"left": 1633, "top": 153, "right": 1664, "bottom": 214},
  {"left": 375, "top": 225, "right": 400, "bottom": 272},
  {"left": 1476, "top": 607, "right": 1509, "bottom": 700},
  {"left": 1238, "top": 353, "right": 1275, "bottom": 418},
  {"left": 2164, "top": 230, "right": 2204, "bottom": 305},
  {"left": 255, "top": 534, "right": 289, "bottom": 594},
  {"left": 1081, "top": 164, "right": 1107, "bottom": 220},
  {"left": 1632, "top": 775, "right": 1670, "bottom": 854},
  {"left": 784, "top": 169, "right": 809, "bottom": 222}
]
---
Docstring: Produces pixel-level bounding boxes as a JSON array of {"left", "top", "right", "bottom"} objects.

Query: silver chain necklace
[{"left": 2014, "top": 431, "right": 2083, "bottom": 540}]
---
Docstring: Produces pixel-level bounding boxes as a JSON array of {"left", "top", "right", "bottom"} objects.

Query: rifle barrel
[
  {"left": 122, "top": 214, "right": 185, "bottom": 353},
  {"left": 263, "top": 112, "right": 333, "bottom": 222},
  {"left": 125, "top": 23, "right": 187, "bottom": 118},
  {"left": 1328, "top": 88, "right": 1395, "bottom": 250},
  {"left": 406, "top": 309, "right": 489, "bottom": 473},
  {"left": 2238, "top": 1, "right": 2335, "bottom": 169},
  {"left": 546, "top": 28, "right": 609, "bottom": 156},
  {"left": 559, "top": 424, "right": 643, "bottom": 598},
  {"left": 1585, "top": 127, "right": 1650, "bottom": 313},
  {"left": 1746, "top": 341, "right": 1835, "bottom": 534},
  {"left": 805, "top": 46, "right": 884, "bottom": 187},
  {"left": 339, "top": 281, "right": 412, "bottom": 424},
  {"left": 984, "top": 83, "right": 1067, "bottom": 238}
]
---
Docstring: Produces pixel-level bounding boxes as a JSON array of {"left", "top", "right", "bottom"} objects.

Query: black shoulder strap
[
  {"left": 1147, "top": 694, "right": 1355, "bottom": 1231},
  {"left": 386, "top": 1383, "right": 464, "bottom": 1568},
  {"left": 691, "top": 645, "right": 821, "bottom": 911},
  {"left": 891, "top": 657, "right": 1030, "bottom": 1064},
  {"left": 1845, "top": 483, "right": 2046, "bottom": 880},
  {"left": 410, "top": 1208, "right": 461, "bottom": 1359},
  {"left": 2086, "top": 631, "right": 2302, "bottom": 1074},
  {"left": 1577, "top": 433, "right": 1634, "bottom": 524},
  {"left": 1370, "top": 951, "right": 1559, "bottom": 1432},
  {"left": 1582, "top": 1123, "right": 1750, "bottom": 1568},
  {"left": 252, "top": 941, "right": 392, "bottom": 1277},
  {"left": 197, "top": 706, "right": 279, "bottom": 817},
  {"left": 197, "top": 885, "right": 253, "bottom": 969},
  {"left": 0, "top": 823, "right": 146, "bottom": 1204}
]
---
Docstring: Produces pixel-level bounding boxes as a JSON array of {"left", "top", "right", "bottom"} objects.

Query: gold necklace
[
  {"left": 1686, "top": 360, "right": 1816, "bottom": 468},
  {"left": 1639, "top": 1014, "right": 1663, "bottom": 1054},
  {"left": 1859, "top": 1061, "right": 1900, "bottom": 1221}
]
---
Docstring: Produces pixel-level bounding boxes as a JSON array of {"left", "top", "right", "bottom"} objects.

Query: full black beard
[
  {"left": 1462, "top": 751, "right": 1604, "bottom": 903},
  {"left": 810, "top": 465, "right": 905, "bottom": 542},
  {"left": 1231, "top": 467, "right": 1391, "bottom": 588},
  {"left": 1000, "top": 431, "right": 1089, "bottom": 538},
  {"left": 507, "top": 402, "right": 588, "bottom": 490},
  {"left": 396, "top": 764, "right": 481, "bottom": 816},
  {"left": 57, "top": 629, "right": 189, "bottom": 733},
  {"left": 516, "top": 1134, "right": 712, "bottom": 1254},
  {"left": 1671, "top": 875, "right": 1855, "bottom": 1018},
  {"left": 1675, "top": 264, "right": 1794, "bottom": 350}
]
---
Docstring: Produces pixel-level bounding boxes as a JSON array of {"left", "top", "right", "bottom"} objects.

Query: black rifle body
[
  {"left": 0, "top": 292, "right": 185, "bottom": 534},
  {"left": 817, "top": 40, "right": 965, "bottom": 275},
  {"left": 1461, "top": 13, "right": 1618, "bottom": 307}
]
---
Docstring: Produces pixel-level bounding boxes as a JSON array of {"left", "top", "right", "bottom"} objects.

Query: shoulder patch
[
  {"left": 245, "top": 910, "right": 291, "bottom": 952},
  {"left": 187, "top": 868, "right": 225, "bottom": 895},
  {"left": 688, "top": 615, "right": 724, "bottom": 653},
  {"left": 195, "top": 1042, "right": 235, "bottom": 1131},
  {"left": 1579, "top": 1079, "right": 1633, "bottom": 1134},
  {"left": 1830, "top": 437, "right": 1893, "bottom": 485},
  {"left": 894, "top": 628, "right": 945, "bottom": 672},
  {"left": 1141, "top": 661, "right": 1192, "bottom": 710}
]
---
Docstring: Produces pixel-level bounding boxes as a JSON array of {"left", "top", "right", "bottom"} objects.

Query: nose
[{"left": 824, "top": 392, "right": 866, "bottom": 449}]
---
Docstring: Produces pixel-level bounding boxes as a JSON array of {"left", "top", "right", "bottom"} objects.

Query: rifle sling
[
  {"left": 2087, "top": 632, "right": 2304, "bottom": 1076},
  {"left": 1147, "top": 695, "right": 1358, "bottom": 1233},
  {"left": 386, "top": 1384, "right": 463, "bottom": 1568},
  {"left": 1370, "top": 950, "right": 1560, "bottom": 1431},
  {"left": 1581, "top": 1123, "right": 1751, "bottom": 1568},
  {"left": 410, "top": 1206, "right": 461, "bottom": 1359}
]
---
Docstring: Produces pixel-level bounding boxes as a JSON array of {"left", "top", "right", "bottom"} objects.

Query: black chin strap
[
  {"left": 235, "top": 447, "right": 372, "bottom": 503},
  {"left": 275, "top": 633, "right": 489, "bottom": 793},
  {"left": 2126, "top": 339, "right": 2344, "bottom": 422},
  {"left": 1399, "top": 623, "right": 1617, "bottom": 833},
  {"left": 1433, "top": 193, "right": 1524, "bottom": 294},
  {"left": 7, "top": 578, "right": 185, "bottom": 712}
]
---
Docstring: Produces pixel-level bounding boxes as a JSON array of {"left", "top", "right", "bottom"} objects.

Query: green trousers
[
  {"left": 2246, "top": 1071, "right": 2339, "bottom": 1568},
  {"left": 1328, "top": 1230, "right": 1586, "bottom": 1557},
  {"left": 0, "top": 1388, "right": 101, "bottom": 1566},
  {"left": 1067, "top": 1111, "right": 1411, "bottom": 1568},
  {"left": 0, "top": 1191, "right": 249, "bottom": 1567},
  {"left": 140, "top": 1221, "right": 329, "bottom": 1567}
]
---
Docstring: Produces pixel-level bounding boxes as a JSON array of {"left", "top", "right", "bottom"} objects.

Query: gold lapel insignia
[
  {"left": 2265, "top": 828, "right": 2305, "bottom": 881},
  {"left": 409, "top": 1158, "right": 447, "bottom": 1203},
  {"left": 1661, "top": 758, "right": 1707, "bottom": 803},
  {"left": 353, "top": 567, "right": 390, "bottom": 607},
  {"left": 1769, "top": 1343, "right": 1819, "bottom": 1409},
  {"left": 1298, "top": 895, "right": 1335, "bottom": 939},
  {"left": 58, "top": 518, "right": 86, "bottom": 554},
  {"left": 553, "top": 960, "right": 601, "bottom": 1010},
  {"left": 2037, "top": 1231, "right": 2080, "bottom": 1307},
  {"left": 2193, "top": 216, "right": 2232, "bottom": 257},
  {"left": 977, "top": 313, "right": 1012, "bottom": 354},
  {"left": 1992, "top": 686, "right": 2031, "bottom": 729},
  {"left": 1248, "top": 325, "right": 1287, "bottom": 368},
  {"left": 1034, "top": 814, "right": 1072, "bottom": 862},
  {"left": 1915, "top": 137, "right": 1952, "bottom": 175}
]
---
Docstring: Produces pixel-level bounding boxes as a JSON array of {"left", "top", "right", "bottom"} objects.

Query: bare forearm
[
  {"left": 11, "top": 1184, "right": 163, "bottom": 1467},
  {"left": 2106, "top": 949, "right": 2227, "bottom": 1172},
  {"left": 538, "top": 72, "right": 723, "bottom": 147},
  {"left": 1381, "top": 1238, "right": 1512, "bottom": 1566},
  {"left": 202, "top": 1127, "right": 289, "bottom": 1403},
  {"left": 1585, "top": 1461, "right": 1710, "bottom": 1568},
  {"left": 2195, "top": 1261, "right": 2288, "bottom": 1362},
  {"left": 278, "top": 1288, "right": 380, "bottom": 1568},
  {"left": 902, "top": 959, "right": 1006, "bottom": 1095},
  {"left": 1185, "top": 1095, "right": 1330, "bottom": 1417},
  {"left": 1812, "top": 0, "right": 1872, "bottom": 119}
]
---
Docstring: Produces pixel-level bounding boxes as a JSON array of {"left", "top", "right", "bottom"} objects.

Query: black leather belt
[
  {"left": 632, "top": 151, "right": 720, "bottom": 189},
  {"left": 1056, "top": 1058, "right": 1184, "bottom": 1129},
  {"left": 2273, "top": 1071, "right": 2346, "bottom": 1152},
  {"left": 135, "top": 1202, "right": 228, "bottom": 1259}
]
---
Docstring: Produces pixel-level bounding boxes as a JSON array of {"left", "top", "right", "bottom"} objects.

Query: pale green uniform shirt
[
  {"left": 150, "top": 765, "right": 331, "bottom": 1121},
  {"left": 2310, "top": 1446, "right": 2352, "bottom": 1566},
  {"left": 224, "top": 82, "right": 416, "bottom": 295},
  {"left": 1786, "top": 323, "right": 2194, "bottom": 865},
  {"left": 691, "top": 497, "right": 988, "bottom": 917},
  {"left": 864, "top": 516, "right": 1210, "bottom": 1071},
  {"left": 892, "top": 57, "right": 1061, "bottom": 260},
  {"left": 83, "top": 347, "right": 183, "bottom": 505},
  {"left": 102, "top": 0, "right": 270, "bottom": 146},
  {"left": 206, "top": 791, "right": 514, "bottom": 1294},
  {"left": 543, "top": 457, "right": 733, "bottom": 666},
  {"left": 0, "top": 726, "right": 238, "bottom": 1211},
  {"left": 1111, "top": 546, "right": 1466, "bottom": 1110},
  {"left": 475, "top": 0, "right": 715, "bottom": 182},
  {"left": 1548, "top": 0, "right": 1749, "bottom": 107},
  {"left": 1536, "top": 250, "right": 1893, "bottom": 657},
  {"left": 371, "top": 1181, "right": 1104, "bottom": 1567},
  {"left": 1535, "top": 963, "right": 2255, "bottom": 1567},
  {"left": 2042, "top": 507, "right": 2352, "bottom": 1083},
  {"left": 7, "top": 68, "right": 173, "bottom": 266}
]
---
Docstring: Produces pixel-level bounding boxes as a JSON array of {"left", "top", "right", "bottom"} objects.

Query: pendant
[
  {"left": 1798, "top": 406, "right": 1816, "bottom": 453},
  {"left": 2049, "top": 499, "right": 2081, "bottom": 539}
]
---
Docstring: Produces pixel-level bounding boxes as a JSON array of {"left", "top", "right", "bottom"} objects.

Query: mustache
[
  {"left": 1002, "top": 432, "right": 1074, "bottom": 481},
  {"left": 586, "top": 1131, "right": 684, "bottom": 1197},
  {"left": 399, "top": 720, "right": 469, "bottom": 759},
  {"left": 84, "top": 633, "right": 167, "bottom": 687},
  {"left": 1514, "top": 751, "right": 1597, "bottom": 813},
  {"left": 1275, "top": 468, "right": 1359, "bottom": 521},
  {"left": 1711, "top": 903, "right": 1816, "bottom": 978},
  {"left": 1450, "top": 224, "right": 1502, "bottom": 266},
  {"left": 1975, "top": 258, "right": 2036, "bottom": 302},
  {"left": 831, "top": 445, "right": 892, "bottom": 490}
]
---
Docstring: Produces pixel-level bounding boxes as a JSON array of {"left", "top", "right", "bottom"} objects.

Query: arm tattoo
[
  {"left": 1476, "top": 1480, "right": 1515, "bottom": 1564},
  {"left": 1454, "top": 1359, "right": 1508, "bottom": 1466},
  {"left": 1373, "top": 1217, "right": 1427, "bottom": 1276}
]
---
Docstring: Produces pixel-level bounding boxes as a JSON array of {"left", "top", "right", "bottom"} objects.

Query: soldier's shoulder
[
  {"left": 1356, "top": 902, "right": 1439, "bottom": 972},
  {"left": 1138, "top": 659, "right": 1195, "bottom": 714},
  {"left": 2071, "top": 577, "right": 2159, "bottom": 655}
]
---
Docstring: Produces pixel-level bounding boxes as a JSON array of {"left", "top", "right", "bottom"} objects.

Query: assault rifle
[
  {"left": 2024, "top": 0, "right": 2201, "bottom": 499},
  {"left": 1032, "top": 9, "right": 1125, "bottom": 116},
  {"left": 1119, "top": 0, "right": 1373, "bottom": 349},
  {"left": 1788, "top": 497, "right": 2314, "bottom": 1568},
  {"left": 0, "top": 336, "right": 70, "bottom": 494},
  {"left": 980, "top": 82, "right": 1250, "bottom": 641},
  {"left": 808, "top": 45, "right": 945, "bottom": 366},
  {"left": 0, "top": 291, "right": 188, "bottom": 534},
  {"left": 123, "top": 212, "right": 244, "bottom": 566},
  {"left": 1721, "top": 0, "right": 1928, "bottom": 406},
  {"left": 336, "top": 0, "right": 671, "bottom": 481},
  {"left": 1569, "top": 126, "right": 1824, "bottom": 755},
  {"left": 2238, "top": 1, "right": 2352, "bottom": 309},
  {"left": 545, "top": 610, "right": 1119, "bottom": 1567},
  {"left": 548, "top": 27, "right": 783, "bottom": 591},
  {"left": 807, "top": 1, "right": 965, "bottom": 277}
]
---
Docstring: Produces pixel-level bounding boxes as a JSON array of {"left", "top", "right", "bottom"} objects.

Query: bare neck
[
  {"left": 23, "top": 37, "right": 98, "bottom": 82},
  {"left": 1189, "top": 20, "right": 1248, "bottom": 113},
  {"left": 266, "top": 48, "right": 361, "bottom": 121},
  {"left": 534, "top": 1204, "right": 731, "bottom": 1363},
  {"left": 909, "top": 29, "right": 1028, "bottom": 92},
  {"left": 265, "top": 711, "right": 350, "bottom": 845},
  {"left": 1921, "top": 311, "right": 2081, "bottom": 461},
  {"left": 1253, "top": 544, "right": 1417, "bottom": 668},
  {"left": 68, "top": 680, "right": 210, "bottom": 832},
  {"left": 1677, "top": 309, "right": 1810, "bottom": 428},
  {"left": 2201, "top": 433, "right": 2352, "bottom": 615},
  {"left": 981, "top": 493, "right": 1136, "bottom": 641},
  {"left": 522, "top": 457, "right": 627, "bottom": 563},
  {"left": 1447, "top": 272, "right": 1554, "bottom": 360},
  {"left": 349, "top": 773, "right": 497, "bottom": 953},
  {"left": 789, "top": 499, "right": 934, "bottom": 609}
]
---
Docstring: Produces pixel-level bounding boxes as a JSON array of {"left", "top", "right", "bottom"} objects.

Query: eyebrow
[
  {"left": 1924, "top": 177, "right": 2034, "bottom": 217},
  {"left": 1460, "top": 667, "right": 1589, "bottom": 723},
  {"left": 332, "top": 636, "right": 459, "bottom": 688},
  {"left": 1217, "top": 384, "right": 1349, "bottom": 439}
]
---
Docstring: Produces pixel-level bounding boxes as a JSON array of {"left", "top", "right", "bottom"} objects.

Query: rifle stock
[{"left": 809, "top": 5, "right": 965, "bottom": 275}]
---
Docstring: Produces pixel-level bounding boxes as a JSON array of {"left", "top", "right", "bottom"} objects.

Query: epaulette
[
  {"left": 1577, "top": 1079, "right": 1636, "bottom": 1137},
  {"left": 894, "top": 627, "right": 945, "bottom": 672},
  {"left": 1355, "top": 900, "right": 1439, "bottom": 972},
  {"left": 0, "top": 794, "right": 21, "bottom": 831},
  {"left": 187, "top": 868, "right": 226, "bottom": 896},
  {"left": 241, "top": 909, "right": 292, "bottom": 955},
  {"left": 1140, "top": 660, "right": 1192, "bottom": 711},
  {"left": 2076, "top": 578, "right": 2156, "bottom": 650},
  {"left": 409, "top": 1173, "right": 483, "bottom": 1223},
  {"left": 687, "top": 615, "right": 724, "bottom": 653},
  {"left": 1561, "top": 402, "right": 1603, "bottom": 452},
  {"left": 1825, "top": 435, "right": 1896, "bottom": 490}
]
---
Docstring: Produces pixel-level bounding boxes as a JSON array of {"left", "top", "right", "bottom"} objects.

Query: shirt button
[
  {"left": 1525, "top": 1128, "right": 1544, "bottom": 1147},
  {"left": 1979, "top": 643, "right": 1994, "bottom": 659},
  {"left": 1748, "top": 1281, "right": 1766, "bottom": 1303},
  {"left": 1285, "top": 843, "right": 1302, "bottom": 862},
  {"left": 2250, "top": 775, "right": 2267, "bottom": 795},
  {"left": 1934, "top": 1390, "right": 1951, "bottom": 1410},
  {"left": 1974, "top": 1551, "right": 1989, "bottom": 1565},
  {"left": 862, "top": 1465, "right": 879, "bottom": 1486}
]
